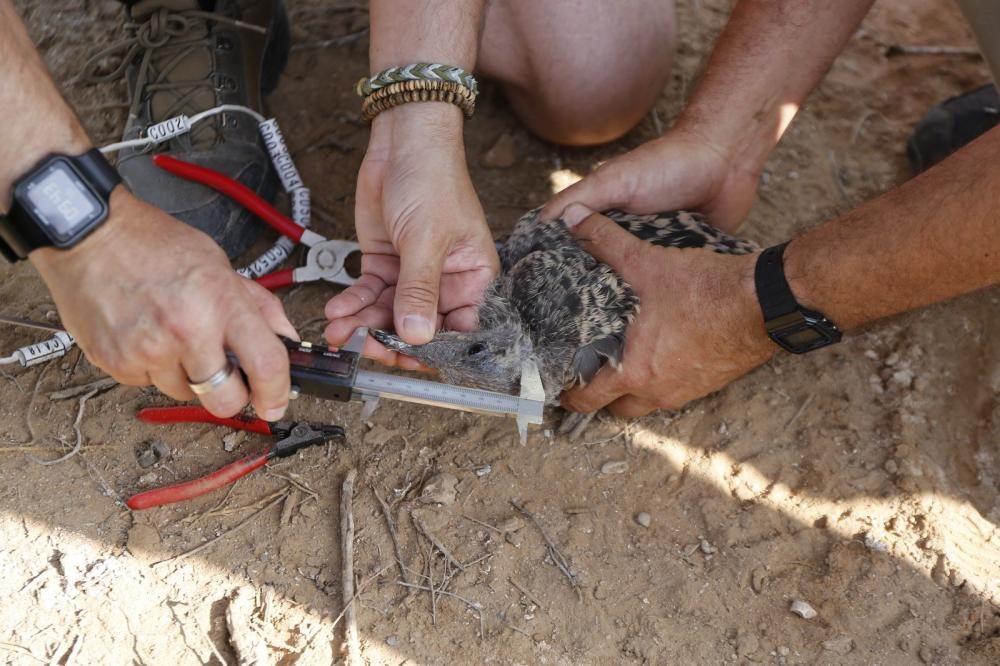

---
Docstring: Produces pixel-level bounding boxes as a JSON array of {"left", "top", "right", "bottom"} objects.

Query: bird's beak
[{"left": 371, "top": 329, "right": 415, "bottom": 353}]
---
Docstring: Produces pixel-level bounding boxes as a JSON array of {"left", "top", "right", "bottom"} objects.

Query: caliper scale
[{"left": 280, "top": 327, "right": 545, "bottom": 442}]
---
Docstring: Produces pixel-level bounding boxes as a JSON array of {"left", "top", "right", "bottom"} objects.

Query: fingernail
[
  {"left": 262, "top": 406, "right": 287, "bottom": 422},
  {"left": 400, "top": 314, "right": 434, "bottom": 344},
  {"left": 561, "top": 203, "right": 595, "bottom": 228}
]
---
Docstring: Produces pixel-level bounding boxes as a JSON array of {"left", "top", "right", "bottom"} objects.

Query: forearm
[
  {"left": 367, "top": 0, "right": 485, "bottom": 143},
  {"left": 679, "top": 0, "right": 874, "bottom": 175},
  {"left": 785, "top": 128, "right": 1000, "bottom": 331},
  {"left": 0, "top": 2, "right": 91, "bottom": 203}
]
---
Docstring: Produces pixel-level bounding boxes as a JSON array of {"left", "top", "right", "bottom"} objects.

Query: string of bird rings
[{"left": 355, "top": 63, "right": 478, "bottom": 122}]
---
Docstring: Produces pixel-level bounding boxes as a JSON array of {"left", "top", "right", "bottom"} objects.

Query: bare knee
[{"left": 480, "top": 1, "right": 676, "bottom": 146}]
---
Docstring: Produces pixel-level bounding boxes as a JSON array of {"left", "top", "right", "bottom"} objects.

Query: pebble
[
  {"left": 136, "top": 440, "right": 169, "bottom": 468},
  {"left": 420, "top": 473, "right": 458, "bottom": 505},
  {"left": 481, "top": 133, "right": 517, "bottom": 168},
  {"left": 864, "top": 533, "right": 889, "bottom": 552},
  {"left": 600, "top": 460, "right": 628, "bottom": 475},
  {"left": 223, "top": 431, "right": 243, "bottom": 453},
  {"left": 474, "top": 464, "right": 492, "bottom": 478},
  {"left": 699, "top": 539, "right": 717, "bottom": 555},
  {"left": 635, "top": 512, "right": 651, "bottom": 528},
  {"left": 789, "top": 600, "right": 817, "bottom": 619},
  {"left": 497, "top": 516, "right": 524, "bottom": 533},
  {"left": 777, "top": 646, "right": 790, "bottom": 657},
  {"left": 137, "top": 472, "right": 158, "bottom": 486},
  {"left": 750, "top": 568, "right": 767, "bottom": 593},
  {"left": 918, "top": 645, "right": 934, "bottom": 663},
  {"left": 884, "top": 458, "right": 899, "bottom": 474},
  {"left": 385, "top": 635, "right": 400, "bottom": 647},
  {"left": 822, "top": 636, "right": 854, "bottom": 655}
]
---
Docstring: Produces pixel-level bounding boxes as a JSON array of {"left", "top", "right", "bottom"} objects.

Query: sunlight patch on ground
[
  {"left": 548, "top": 168, "right": 583, "bottom": 194},
  {"left": 629, "top": 427, "right": 1000, "bottom": 604}
]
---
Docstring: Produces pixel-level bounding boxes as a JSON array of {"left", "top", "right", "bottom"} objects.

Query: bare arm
[
  {"left": 324, "top": 1, "right": 499, "bottom": 359},
  {"left": 786, "top": 127, "right": 1000, "bottom": 331},
  {"left": 1, "top": 2, "right": 295, "bottom": 419},
  {"left": 545, "top": 0, "right": 877, "bottom": 229}
]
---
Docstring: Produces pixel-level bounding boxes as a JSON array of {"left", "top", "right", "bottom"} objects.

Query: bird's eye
[{"left": 467, "top": 343, "right": 487, "bottom": 356}]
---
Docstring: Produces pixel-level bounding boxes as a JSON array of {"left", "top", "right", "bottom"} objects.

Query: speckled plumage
[{"left": 374, "top": 208, "right": 757, "bottom": 406}]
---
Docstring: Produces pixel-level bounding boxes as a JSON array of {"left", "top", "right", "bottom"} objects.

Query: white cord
[
  {"left": 100, "top": 104, "right": 266, "bottom": 155},
  {"left": 0, "top": 355, "right": 18, "bottom": 365}
]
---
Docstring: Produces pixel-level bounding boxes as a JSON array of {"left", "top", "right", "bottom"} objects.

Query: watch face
[
  {"left": 21, "top": 159, "right": 105, "bottom": 245},
  {"left": 766, "top": 310, "right": 842, "bottom": 354}
]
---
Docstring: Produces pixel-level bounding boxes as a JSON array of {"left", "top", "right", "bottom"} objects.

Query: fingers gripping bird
[{"left": 373, "top": 208, "right": 758, "bottom": 439}]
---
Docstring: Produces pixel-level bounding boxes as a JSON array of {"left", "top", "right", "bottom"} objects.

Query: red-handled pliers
[
  {"left": 152, "top": 154, "right": 360, "bottom": 290},
  {"left": 127, "top": 406, "right": 344, "bottom": 511}
]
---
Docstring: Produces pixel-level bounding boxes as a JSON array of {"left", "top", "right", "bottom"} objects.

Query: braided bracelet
[
  {"left": 361, "top": 80, "right": 476, "bottom": 122},
  {"left": 355, "top": 63, "right": 479, "bottom": 97}
]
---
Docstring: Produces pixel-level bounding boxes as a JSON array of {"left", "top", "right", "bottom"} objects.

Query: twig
[
  {"left": 508, "top": 577, "right": 544, "bottom": 609},
  {"left": 372, "top": 483, "right": 410, "bottom": 584},
  {"left": 299, "top": 564, "right": 393, "bottom": 657},
  {"left": 412, "top": 511, "right": 465, "bottom": 571},
  {"left": 394, "top": 582, "right": 482, "bottom": 609},
  {"left": 785, "top": 393, "right": 815, "bottom": 430},
  {"left": 885, "top": 44, "right": 980, "bottom": 57},
  {"left": 29, "top": 386, "right": 100, "bottom": 466},
  {"left": 456, "top": 512, "right": 504, "bottom": 534},
  {"left": 47, "top": 377, "right": 117, "bottom": 401},
  {"left": 0, "top": 443, "right": 112, "bottom": 453},
  {"left": 0, "top": 642, "right": 44, "bottom": 663},
  {"left": 340, "top": 469, "right": 362, "bottom": 666},
  {"left": 511, "top": 501, "right": 581, "bottom": 599},
  {"left": 291, "top": 28, "right": 369, "bottom": 51},
  {"left": 152, "top": 490, "right": 289, "bottom": 567}
]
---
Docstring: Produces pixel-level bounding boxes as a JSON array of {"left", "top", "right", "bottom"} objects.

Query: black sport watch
[
  {"left": 0, "top": 149, "right": 122, "bottom": 262},
  {"left": 754, "top": 242, "right": 842, "bottom": 354}
]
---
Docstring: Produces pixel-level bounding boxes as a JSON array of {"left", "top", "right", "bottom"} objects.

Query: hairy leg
[{"left": 478, "top": 0, "right": 676, "bottom": 146}]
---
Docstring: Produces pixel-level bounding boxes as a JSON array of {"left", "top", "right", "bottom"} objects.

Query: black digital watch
[
  {"left": 754, "top": 242, "right": 842, "bottom": 354},
  {"left": 0, "top": 149, "right": 122, "bottom": 262}
]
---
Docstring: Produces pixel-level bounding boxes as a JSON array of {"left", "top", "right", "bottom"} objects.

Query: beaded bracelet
[
  {"left": 356, "top": 63, "right": 479, "bottom": 122},
  {"left": 361, "top": 80, "right": 476, "bottom": 122},
  {"left": 355, "top": 63, "right": 479, "bottom": 97}
]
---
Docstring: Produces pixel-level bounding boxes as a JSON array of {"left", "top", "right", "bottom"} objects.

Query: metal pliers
[
  {"left": 126, "top": 406, "right": 344, "bottom": 510},
  {"left": 152, "top": 154, "right": 360, "bottom": 290}
]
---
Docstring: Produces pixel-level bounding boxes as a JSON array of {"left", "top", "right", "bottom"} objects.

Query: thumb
[
  {"left": 540, "top": 165, "right": 626, "bottom": 222},
  {"left": 563, "top": 204, "right": 647, "bottom": 269},
  {"left": 393, "top": 233, "right": 446, "bottom": 344}
]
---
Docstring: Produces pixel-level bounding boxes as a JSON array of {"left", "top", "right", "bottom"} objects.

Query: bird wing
[
  {"left": 604, "top": 209, "right": 759, "bottom": 255},
  {"left": 501, "top": 220, "right": 638, "bottom": 390}
]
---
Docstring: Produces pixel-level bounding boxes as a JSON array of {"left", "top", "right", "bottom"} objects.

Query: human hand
[
  {"left": 324, "top": 104, "right": 498, "bottom": 368},
  {"left": 559, "top": 205, "right": 776, "bottom": 417},
  {"left": 30, "top": 190, "right": 297, "bottom": 420},
  {"left": 541, "top": 125, "right": 760, "bottom": 233}
]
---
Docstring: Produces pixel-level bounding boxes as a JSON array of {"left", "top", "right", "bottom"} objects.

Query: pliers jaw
[{"left": 270, "top": 422, "right": 345, "bottom": 458}]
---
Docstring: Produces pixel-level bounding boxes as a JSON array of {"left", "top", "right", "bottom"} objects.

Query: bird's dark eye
[{"left": 467, "top": 343, "right": 487, "bottom": 356}]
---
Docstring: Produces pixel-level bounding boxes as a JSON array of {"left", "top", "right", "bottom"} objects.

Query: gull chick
[{"left": 373, "top": 208, "right": 757, "bottom": 436}]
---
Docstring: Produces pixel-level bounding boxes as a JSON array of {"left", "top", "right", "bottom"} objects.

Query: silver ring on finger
[{"left": 187, "top": 360, "right": 236, "bottom": 395}]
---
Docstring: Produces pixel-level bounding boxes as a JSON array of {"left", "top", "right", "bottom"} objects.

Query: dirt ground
[{"left": 1, "top": 0, "right": 998, "bottom": 664}]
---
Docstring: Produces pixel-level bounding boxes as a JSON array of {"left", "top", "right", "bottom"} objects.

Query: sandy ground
[{"left": 1, "top": 0, "right": 998, "bottom": 664}]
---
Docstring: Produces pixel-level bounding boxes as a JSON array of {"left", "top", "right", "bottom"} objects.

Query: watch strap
[
  {"left": 754, "top": 242, "right": 798, "bottom": 321},
  {"left": 75, "top": 148, "right": 122, "bottom": 199}
]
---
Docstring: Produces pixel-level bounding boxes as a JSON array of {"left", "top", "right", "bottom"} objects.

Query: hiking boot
[
  {"left": 906, "top": 83, "right": 1000, "bottom": 175},
  {"left": 85, "top": 0, "right": 291, "bottom": 258}
]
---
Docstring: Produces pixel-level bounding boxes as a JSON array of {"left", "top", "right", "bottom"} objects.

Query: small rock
[
  {"left": 497, "top": 516, "right": 524, "bottom": 533},
  {"left": 699, "top": 539, "right": 717, "bottom": 555},
  {"left": 139, "top": 472, "right": 160, "bottom": 486},
  {"left": 482, "top": 133, "right": 517, "bottom": 168},
  {"left": 918, "top": 645, "right": 934, "bottom": 664},
  {"left": 223, "top": 430, "right": 243, "bottom": 453},
  {"left": 777, "top": 646, "right": 790, "bottom": 657},
  {"left": 822, "top": 636, "right": 854, "bottom": 655},
  {"left": 635, "top": 512, "right": 651, "bottom": 528},
  {"left": 789, "top": 600, "right": 817, "bottom": 619},
  {"left": 593, "top": 580, "right": 610, "bottom": 600},
  {"left": 385, "top": 635, "right": 400, "bottom": 647},
  {"left": 864, "top": 533, "right": 889, "bottom": 552},
  {"left": 750, "top": 568, "right": 767, "bottom": 593},
  {"left": 136, "top": 439, "right": 169, "bottom": 468},
  {"left": 505, "top": 531, "right": 522, "bottom": 547},
  {"left": 863, "top": 349, "right": 879, "bottom": 360},
  {"left": 474, "top": 464, "right": 492, "bottom": 478},
  {"left": 736, "top": 631, "right": 759, "bottom": 657},
  {"left": 884, "top": 458, "right": 899, "bottom": 475},
  {"left": 420, "top": 473, "right": 459, "bottom": 506},
  {"left": 600, "top": 460, "right": 628, "bottom": 475}
]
